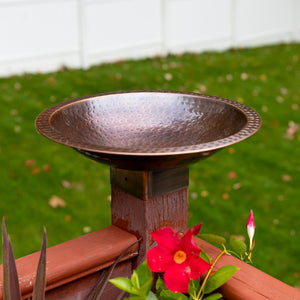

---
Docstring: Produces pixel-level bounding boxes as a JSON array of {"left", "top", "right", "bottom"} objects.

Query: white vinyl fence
[{"left": 0, "top": 0, "right": 299, "bottom": 77}]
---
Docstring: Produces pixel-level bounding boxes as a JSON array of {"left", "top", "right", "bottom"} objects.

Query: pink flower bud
[{"left": 247, "top": 210, "right": 255, "bottom": 249}]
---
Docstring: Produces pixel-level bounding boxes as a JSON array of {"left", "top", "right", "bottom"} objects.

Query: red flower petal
[
  {"left": 179, "top": 229, "right": 201, "bottom": 257},
  {"left": 186, "top": 256, "right": 211, "bottom": 280},
  {"left": 150, "top": 227, "right": 180, "bottom": 251},
  {"left": 148, "top": 225, "right": 211, "bottom": 294},
  {"left": 191, "top": 223, "right": 202, "bottom": 235},
  {"left": 147, "top": 246, "right": 173, "bottom": 272},
  {"left": 163, "top": 263, "right": 190, "bottom": 293}
]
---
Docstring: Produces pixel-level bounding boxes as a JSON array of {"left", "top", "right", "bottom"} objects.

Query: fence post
[{"left": 110, "top": 167, "right": 189, "bottom": 265}]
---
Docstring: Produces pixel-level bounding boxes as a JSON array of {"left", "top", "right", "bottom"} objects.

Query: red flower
[{"left": 147, "top": 224, "right": 211, "bottom": 293}]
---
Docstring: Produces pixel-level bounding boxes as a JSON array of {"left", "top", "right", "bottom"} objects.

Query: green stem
[
  {"left": 225, "top": 249, "right": 244, "bottom": 261},
  {"left": 245, "top": 249, "right": 253, "bottom": 264},
  {"left": 195, "top": 247, "right": 228, "bottom": 300}
]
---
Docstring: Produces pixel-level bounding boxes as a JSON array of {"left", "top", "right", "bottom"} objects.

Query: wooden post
[{"left": 110, "top": 167, "right": 189, "bottom": 265}]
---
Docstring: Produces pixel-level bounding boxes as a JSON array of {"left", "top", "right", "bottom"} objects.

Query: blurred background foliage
[{"left": 0, "top": 43, "right": 299, "bottom": 287}]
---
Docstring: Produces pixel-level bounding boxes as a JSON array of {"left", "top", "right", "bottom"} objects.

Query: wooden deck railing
[
  {"left": 0, "top": 226, "right": 138, "bottom": 299},
  {"left": 0, "top": 228, "right": 299, "bottom": 299},
  {"left": 1, "top": 167, "right": 299, "bottom": 299},
  {"left": 196, "top": 238, "right": 300, "bottom": 300}
]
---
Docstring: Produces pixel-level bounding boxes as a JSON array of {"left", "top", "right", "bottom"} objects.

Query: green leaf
[
  {"left": 129, "top": 261, "right": 153, "bottom": 296},
  {"left": 160, "top": 290, "right": 189, "bottom": 300},
  {"left": 203, "top": 265, "right": 239, "bottom": 294},
  {"left": 129, "top": 292, "right": 158, "bottom": 300},
  {"left": 156, "top": 276, "right": 167, "bottom": 293},
  {"left": 188, "top": 278, "right": 200, "bottom": 296},
  {"left": 110, "top": 275, "right": 151, "bottom": 297},
  {"left": 200, "top": 249, "right": 212, "bottom": 264},
  {"left": 131, "top": 270, "right": 140, "bottom": 288},
  {"left": 136, "top": 260, "right": 153, "bottom": 287},
  {"left": 137, "top": 278, "right": 153, "bottom": 297},
  {"left": 230, "top": 237, "right": 247, "bottom": 256},
  {"left": 199, "top": 234, "right": 226, "bottom": 245},
  {"left": 147, "top": 291, "right": 159, "bottom": 300},
  {"left": 203, "top": 292, "right": 223, "bottom": 300},
  {"left": 109, "top": 277, "right": 134, "bottom": 294}
]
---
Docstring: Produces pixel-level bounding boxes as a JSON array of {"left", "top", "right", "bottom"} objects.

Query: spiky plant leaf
[
  {"left": 32, "top": 228, "right": 47, "bottom": 300},
  {"left": 2, "top": 218, "right": 22, "bottom": 300}
]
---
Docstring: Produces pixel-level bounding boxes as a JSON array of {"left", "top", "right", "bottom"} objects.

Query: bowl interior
[{"left": 41, "top": 92, "right": 257, "bottom": 154}]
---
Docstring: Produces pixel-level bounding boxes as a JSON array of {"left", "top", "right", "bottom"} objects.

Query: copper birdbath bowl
[
  {"left": 36, "top": 91, "right": 261, "bottom": 170},
  {"left": 36, "top": 90, "right": 261, "bottom": 261}
]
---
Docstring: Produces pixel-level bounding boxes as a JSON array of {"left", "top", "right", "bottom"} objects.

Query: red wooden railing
[
  {"left": 0, "top": 230, "right": 299, "bottom": 299},
  {"left": 197, "top": 238, "right": 300, "bottom": 300},
  {"left": 0, "top": 226, "right": 138, "bottom": 299},
  {"left": 1, "top": 167, "right": 299, "bottom": 299}
]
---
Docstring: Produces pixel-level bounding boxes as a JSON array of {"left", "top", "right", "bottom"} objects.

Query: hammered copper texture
[{"left": 36, "top": 91, "right": 261, "bottom": 170}]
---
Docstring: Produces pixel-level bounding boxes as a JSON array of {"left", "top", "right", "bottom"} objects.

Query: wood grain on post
[{"left": 110, "top": 167, "right": 189, "bottom": 264}]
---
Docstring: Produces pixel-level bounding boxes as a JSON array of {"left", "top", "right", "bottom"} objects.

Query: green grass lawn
[{"left": 0, "top": 43, "right": 299, "bottom": 287}]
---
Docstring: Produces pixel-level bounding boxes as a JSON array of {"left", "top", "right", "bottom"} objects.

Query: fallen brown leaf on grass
[
  {"left": 285, "top": 121, "right": 299, "bottom": 140},
  {"left": 25, "top": 159, "right": 36, "bottom": 167},
  {"left": 61, "top": 180, "right": 72, "bottom": 188},
  {"left": 49, "top": 195, "right": 66, "bottom": 208},
  {"left": 228, "top": 171, "right": 237, "bottom": 179},
  {"left": 281, "top": 174, "right": 292, "bottom": 182}
]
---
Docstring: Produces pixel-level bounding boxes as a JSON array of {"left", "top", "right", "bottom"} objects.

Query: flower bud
[{"left": 247, "top": 210, "right": 255, "bottom": 250}]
